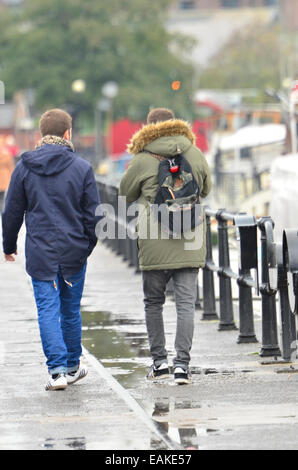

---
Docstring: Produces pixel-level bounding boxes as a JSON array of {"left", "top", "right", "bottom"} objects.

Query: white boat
[{"left": 211, "top": 124, "right": 287, "bottom": 214}]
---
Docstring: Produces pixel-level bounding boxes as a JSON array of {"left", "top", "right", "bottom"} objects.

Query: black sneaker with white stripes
[
  {"left": 146, "top": 363, "right": 170, "bottom": 381},
  {"left": 174, "top": 367, "right": 192, "bottom": 385}
]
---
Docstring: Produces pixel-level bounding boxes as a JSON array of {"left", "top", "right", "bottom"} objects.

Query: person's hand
[{"left": 4, "top": 251, "right": 17, "bottom": 262}]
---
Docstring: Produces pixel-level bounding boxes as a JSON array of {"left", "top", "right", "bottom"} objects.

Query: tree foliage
[
  {"left": 0, "top": 0, "right": 196, "bottom": 121},
  {"left": 199, "top": 22, "right": 282, "bottom": 101}
]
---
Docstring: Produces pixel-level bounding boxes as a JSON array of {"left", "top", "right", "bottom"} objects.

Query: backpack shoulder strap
[{"left": 143, "top": 150, "right": 167, "bottom": 163}]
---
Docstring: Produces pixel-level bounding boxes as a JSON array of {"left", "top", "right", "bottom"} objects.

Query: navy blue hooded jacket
[{"left": 2, "top": 144, "right": 102, "bottom": 281}]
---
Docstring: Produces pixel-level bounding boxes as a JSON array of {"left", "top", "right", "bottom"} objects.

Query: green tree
[
  {"left": 0, "top": 0, "right": 196, "bottom": 122},
  {"left": 199, "top": 22, "right": 282, "bottom": 102}
]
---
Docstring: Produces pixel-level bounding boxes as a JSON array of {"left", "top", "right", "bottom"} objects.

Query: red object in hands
[{"left": 170, "top": 165, "right": 179, "bottom": 173}]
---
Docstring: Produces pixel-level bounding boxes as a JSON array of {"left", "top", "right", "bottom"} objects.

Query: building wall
[{"left": 280, "top": 0, "right": 298, "bottom": 30}]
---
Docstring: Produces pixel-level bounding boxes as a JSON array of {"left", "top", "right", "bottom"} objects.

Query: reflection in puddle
[
  {"left": 152, "top": 399, "right": 199, "bottom": 450},
  {"left": 81, "top": 310, "right": 204, "bottom": 450},
  {"left": 82, "top": 310, "right": 151, "bottom": 390},
  {"left": 42, "top": 437, "right": 86, "bottom": 450}
]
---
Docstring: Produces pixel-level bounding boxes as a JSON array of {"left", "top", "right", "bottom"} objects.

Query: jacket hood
[
  {"left": 21, "top": 144, "right": 75, "bottom": 176},
  {"left": 127, "top": 119, "right": 196, "bottom": 156}
]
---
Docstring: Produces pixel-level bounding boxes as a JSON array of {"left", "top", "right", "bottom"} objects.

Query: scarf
[{"left": 36, "top": 135, "right": 74, "bottom": 152}]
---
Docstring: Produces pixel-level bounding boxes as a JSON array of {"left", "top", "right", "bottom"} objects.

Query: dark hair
[
  {"left": 39, "top": 109, "right": 72, "bottom": 137},
  {"left": 147, "top": 108, "right": 175, "bottom": 124}
]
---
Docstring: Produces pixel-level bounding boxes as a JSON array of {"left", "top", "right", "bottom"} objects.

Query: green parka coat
[{"left": 119, "top": 119, "right": 212, "bottom": 271}]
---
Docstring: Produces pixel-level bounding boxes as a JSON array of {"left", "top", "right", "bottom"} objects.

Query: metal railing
[{"left": 96, "top": 176, "right": 298, "bottom": 364}]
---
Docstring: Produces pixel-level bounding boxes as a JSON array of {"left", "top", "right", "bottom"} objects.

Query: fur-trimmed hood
[{"left": 127, "top": 119, "right": 196, "bottom": 155}]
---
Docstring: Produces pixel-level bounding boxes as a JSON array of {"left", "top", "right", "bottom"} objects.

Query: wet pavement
[
  {"left": 82, "top": 242, "right": 298, "bottom": 450},
  {"left": 2, "top": 227, "right": 298, "bottom": 450},
  {"left": 0, "top": 229, "right": 175, "bottom": 451}
]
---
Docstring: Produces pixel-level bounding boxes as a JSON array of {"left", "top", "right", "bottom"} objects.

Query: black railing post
[
  {"left": 195, "top": 281, "right": 202, "bottom": 310},
  {"left": 277, "top": 262, "right": 296, "bottom": 362},
  {"left": 216, "top": 209, "right": 237, "bottom": 331},
  {"left": 280, "top": 230, "right": 298, "bottom": 361},
  {"left": 202, "top": 213, "right": 218, "bottom": 320},
  {"left": 258, "top": 217, "right": 281, "bottom": 357},
  {"left": 113, "top": 187, "right": 122, "bottom": 256},
  {"left": 234, "top": 215, "right": 258, "bottom": 344},
  {"left": 237, "top": 269, "right": 258, "bottom": 343},
  {"left": 132, "top": 239, "right": 140, "bottom": 273}
]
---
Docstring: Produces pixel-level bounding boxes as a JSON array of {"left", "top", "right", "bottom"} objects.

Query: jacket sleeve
[
  {"left": 119, "top": 156, "right": 141, "bottom": 203},
  {"left": 200, "top": 155, "right": 212, "bottom": 199},
  {"left": 2, "top": 163, "right": 27, "bottom": 255},
  {"left": 81, "top": 167, "right": 102, "bottom": 256}
]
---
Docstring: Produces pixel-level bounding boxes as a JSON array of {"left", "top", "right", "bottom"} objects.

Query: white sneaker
[
  {"left": 174, "top": 367, "right": 192, "bottom": 385},
  {"left": 45, "top": 373, "right": 67, "bottom": 391},
  {"left": 67, "top": 365, "right": 88, "bottom": 385},
  {"left": 147, "top": 363, "right": 169, "bottom": 381}
]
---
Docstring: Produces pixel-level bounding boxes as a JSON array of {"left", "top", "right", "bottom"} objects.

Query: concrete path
[
  {"left": 1, "top": 227, "right": 298, "bottom": 450},
  {"left": 0, "top": 228, "right": 175, "bottom": 451},
  {"left": 83, "top": 242, "right": 298, "bottom": 451}
]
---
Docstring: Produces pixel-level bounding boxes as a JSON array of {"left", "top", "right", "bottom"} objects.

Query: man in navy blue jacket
[{"left": 2, "top": 108, "right": 102, "bottom": 391}]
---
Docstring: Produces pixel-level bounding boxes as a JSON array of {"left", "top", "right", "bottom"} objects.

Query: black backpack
[{"left": 149, "top": 152, "right": 203, "bottom": 236}]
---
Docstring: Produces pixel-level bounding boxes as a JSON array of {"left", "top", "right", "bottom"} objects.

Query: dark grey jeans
[{"left": 142, "top": 268, "right": 199, "bottom": 371}]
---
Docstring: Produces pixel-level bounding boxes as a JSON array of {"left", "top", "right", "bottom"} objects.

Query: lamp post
[
  {"left": 101, "top": 81, "right": 119, "bottom": 157},
  {"left": 71, "top": 79, "right": 86, "bottom": 140},
  {"left": 95, "top": 98, "right": 111, "bottom": 166},
  {"left": 72, "top": 79, "right": 86, "bottom": 95}
]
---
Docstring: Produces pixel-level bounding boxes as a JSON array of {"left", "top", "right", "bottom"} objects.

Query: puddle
[
  {"left": 151, "top": 398, "right": 201, "bottom": 449},
  {"left": 82, "top": 310, "right": 150, "bottom": 389},
  {"left": 191, "top": 367, "right": 253, "bottom": 376},
  {"left": 82, "top": 310, "right": 253, "bottom": 449},
  {"left": 41, "top": 437, "right": 86, "bottom": 450},
  {"left": 82, "top": 310, "right": 203, "bottom": 449}
]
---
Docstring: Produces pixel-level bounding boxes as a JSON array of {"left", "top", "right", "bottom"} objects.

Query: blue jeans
[{"left": 32, "top": 265, "right": 86, "bottom": 375}]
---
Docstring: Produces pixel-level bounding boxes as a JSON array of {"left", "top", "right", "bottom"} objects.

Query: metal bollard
[
  {"left": 132, "top": 238, "right": 140, "bottom": 274},
  {"left": 237, "top": 269, "right": 258, "bottom": 343},
  {"left": 216, "top": 209, "right": 237, "bottom": 331},
  {"left": 234, "top": 215, "right": 258, "bottom": 344},
  {"left": 127, "top": 238, "right": 135, "bottom": 267},
  {"left": 202, "top": 212, "right": 218, "bottom": 320},
  {"left": 195, "top": 281, "right": 202, "bottom": 310},
  {"left": 276, "top": 243, "right": 296, "bottom": 362},
  {"left": 258, "top": 217, "right": 281, "bottom": 357},
  {"left": 280, "top": 230, "right": 298, "bottom": 361}
]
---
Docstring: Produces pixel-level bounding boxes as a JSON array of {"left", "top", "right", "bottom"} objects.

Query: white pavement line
[{"left": 82, "top": 346, "right": 181, "bottom": 451}]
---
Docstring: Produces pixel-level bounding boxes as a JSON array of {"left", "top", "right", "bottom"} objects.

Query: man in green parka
[{"left": 119, "top": 108, "right": 212, "bottom": 384}]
